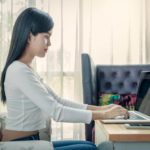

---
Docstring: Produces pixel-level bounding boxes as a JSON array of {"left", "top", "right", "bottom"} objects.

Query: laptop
[
  {"left": 124, "top": 122, "right": 150, "bottom": 129},
  {"left": 101, "top": 71, "right": 150, "bottom": 124}
]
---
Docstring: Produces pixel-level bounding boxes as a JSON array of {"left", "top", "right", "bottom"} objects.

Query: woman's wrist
[
  {"left": 87, "top": 105, "right": 101, "bottom": 111},
  {"left": 91, "top": 111, "right": 105, "bottom": 120}
]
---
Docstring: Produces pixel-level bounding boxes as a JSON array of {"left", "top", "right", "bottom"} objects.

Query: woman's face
[{"left": 27, "top": 30, "right": 52, "bottom": 57}]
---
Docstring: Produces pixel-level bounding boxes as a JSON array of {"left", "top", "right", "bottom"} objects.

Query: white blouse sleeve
[
  {"left": 43, "top": 83, "right": 88, "bottom": 110},
  {"left": 13, "top": 66, "right": 92, "bottom": 124}
]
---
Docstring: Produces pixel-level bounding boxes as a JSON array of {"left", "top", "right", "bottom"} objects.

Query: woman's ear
[{"left": 27, "top": 33, "right": 34, "bottom": 44}]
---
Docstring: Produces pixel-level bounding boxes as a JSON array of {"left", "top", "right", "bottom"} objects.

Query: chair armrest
[
  {"left": 0, "top": 112, "right": 52, "bottom": 141},
  {"left": 0, "top": 140, "right": 54, "bottom": 150},
  {"left": 39, "top": 116, "right": 52, "bottom": 141}
]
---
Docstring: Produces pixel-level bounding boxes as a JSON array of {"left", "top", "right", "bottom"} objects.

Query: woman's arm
[
  {"left": 43, "top": 84, "right": 128, "bottom": 119},
  {"left": 43, "top": 83, "right": 128, "bottom": 116},
  {"left": 87, "top": 104, "right": 117, "bottom": 111},
  {"left": 14, "top": 66, "right": 126, "bottom": 123},
  {"left": 43, "top": 83, "right": 88, "bottom": 110},
  {"left": 11, "top": 65, "right": 92, "bottom": 124}
]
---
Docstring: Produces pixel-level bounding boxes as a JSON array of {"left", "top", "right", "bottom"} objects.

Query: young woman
[{"left": 0, "top": 7, "right": 128, "bottom": 150}]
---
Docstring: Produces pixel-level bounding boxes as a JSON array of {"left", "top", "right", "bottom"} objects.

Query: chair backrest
[
  {"left": 81, "top": 53, "right": 150, "bottom": 106},
  {"left": 97, "top": 65, "right": 150, "bottom": 95},
  {"left": 81, "top": 53, "right": 98, "bottom": 106}
]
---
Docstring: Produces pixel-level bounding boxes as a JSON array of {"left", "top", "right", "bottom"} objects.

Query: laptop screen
[{"left": 135, "top": 71, "right": 150, "bottom": 116}]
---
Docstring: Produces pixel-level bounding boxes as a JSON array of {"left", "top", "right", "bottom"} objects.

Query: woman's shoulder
[
  {"left": 5, "top": 61, "right": 38, "bottom": 85},
  {"left": 7, "top": 60, "right": 32, "bottom": 75}
]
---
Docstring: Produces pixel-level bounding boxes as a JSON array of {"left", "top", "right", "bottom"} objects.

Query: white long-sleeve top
[{"left": 4, "top": 61, "right": 92, "bottom": 131}]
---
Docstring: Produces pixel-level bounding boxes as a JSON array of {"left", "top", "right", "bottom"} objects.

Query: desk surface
[{"left": 95, "top": 121, "right": 150, "bottom": 142}]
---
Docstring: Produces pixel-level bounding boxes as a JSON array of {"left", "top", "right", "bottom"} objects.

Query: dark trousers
[{"left": 53, "top": 140, "right": 98, "bottom": 150}]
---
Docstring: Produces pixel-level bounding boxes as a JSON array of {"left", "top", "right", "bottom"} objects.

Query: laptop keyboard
[{"left": 128, "top": 112, "right": 145, "bottom": 120}]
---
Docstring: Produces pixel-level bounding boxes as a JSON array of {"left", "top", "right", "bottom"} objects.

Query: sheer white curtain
[
  {"left": 0, "top": 0, "right": 146, "bottom": 140},
  {"left": 82, "top": 0, "right": 146, "bottom": 65}
]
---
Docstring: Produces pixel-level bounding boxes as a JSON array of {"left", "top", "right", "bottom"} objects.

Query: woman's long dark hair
[{"left": 0, "top": 7, "right": 54, "bottom": 103}]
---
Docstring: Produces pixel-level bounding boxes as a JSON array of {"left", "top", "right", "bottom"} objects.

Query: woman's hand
[
  {"left": 102, "top": 105, "right": 129, "bottom": 119},
  {"left": 87, "top": 104, "right": 119, "bottom": 111},
  {"left": 96, "top": 104, "right": 117, "bottom": 110},
  {"left": 92, "top": 105, "right": 129, "bottom": 120}
]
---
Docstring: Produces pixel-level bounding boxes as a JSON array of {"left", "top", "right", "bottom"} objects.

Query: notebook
[{"left": 101, "top": 71, "right": 150, "bottom": 124}]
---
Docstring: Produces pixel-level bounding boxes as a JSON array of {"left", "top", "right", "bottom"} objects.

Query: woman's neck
[{"left": 18, "top": 55, "right": 34, "bottom": 69}]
